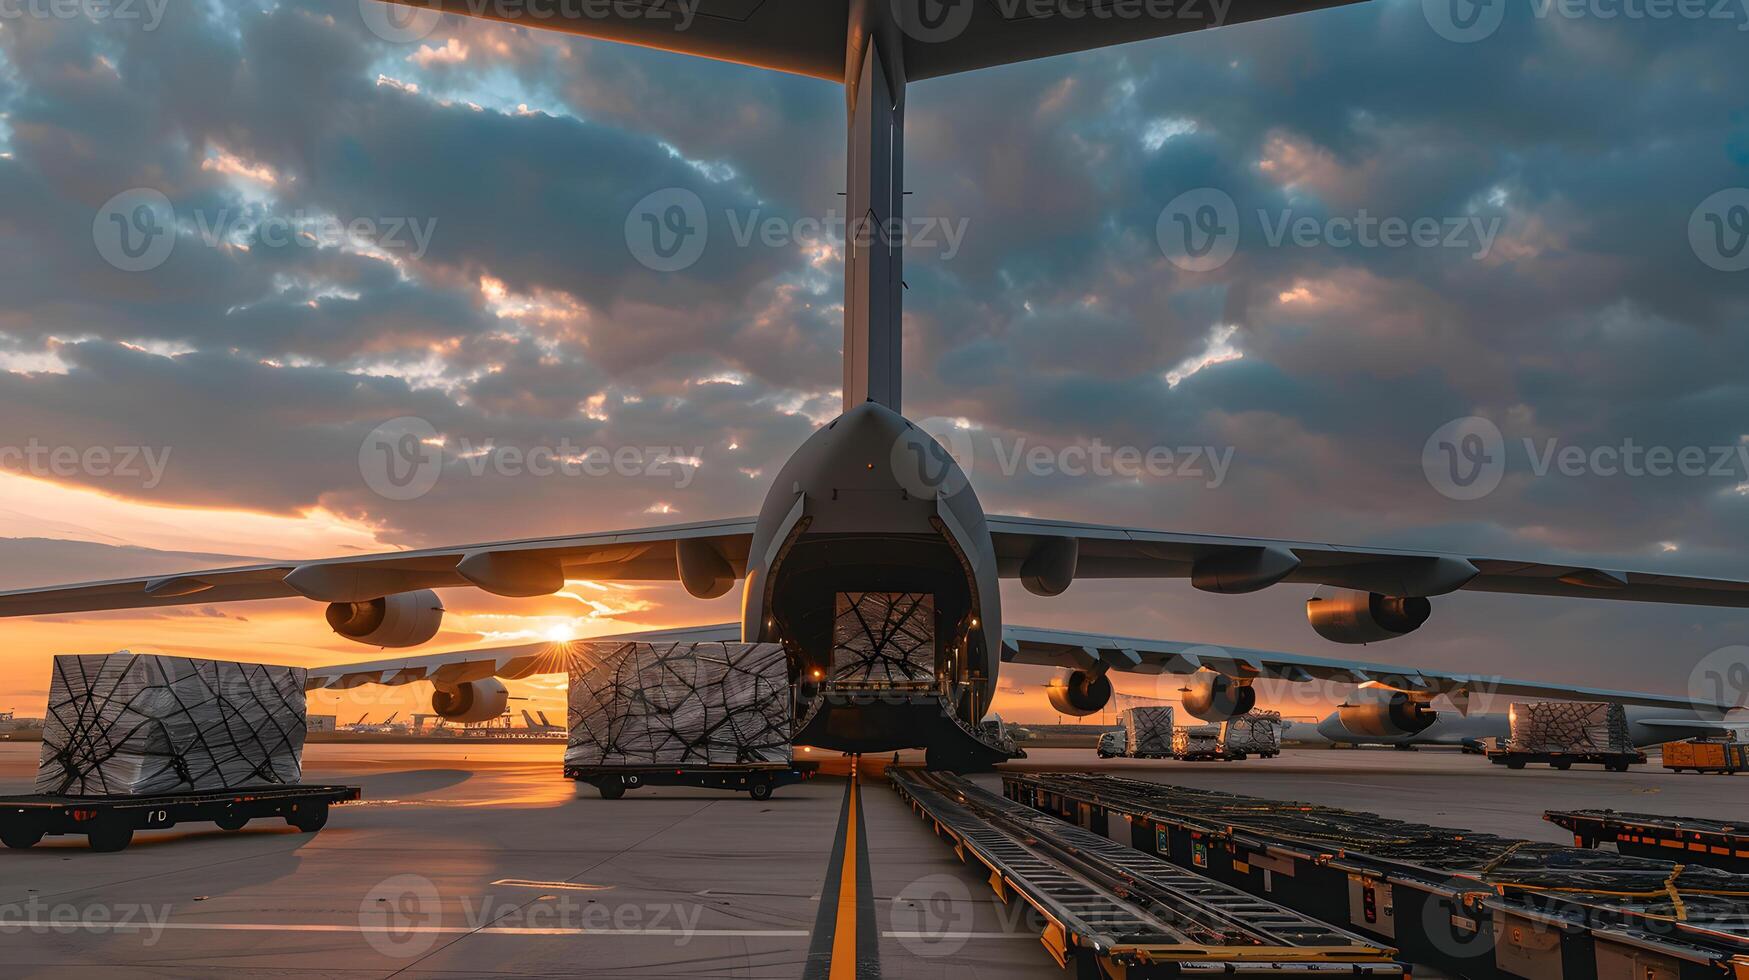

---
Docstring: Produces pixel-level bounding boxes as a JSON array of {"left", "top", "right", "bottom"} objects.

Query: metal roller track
[{"left": 889, "top": 768, "right": 1403, "bottom": 977}]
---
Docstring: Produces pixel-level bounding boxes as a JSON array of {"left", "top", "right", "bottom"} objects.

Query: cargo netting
[
  {"left": 36, "top": 652, "right": 307, "bottom": 797},
  {"left": 1121, "top": 706, "right": 1174, "bottom": 756},
  {"left": 1507, "top": 701, "right": 1633, "bottom": 754},
  {"left": 1220, "top": 710, "right": 1282, "bottom": 755},
  {"left": 565, "top": 641, "right": 793, "bottom": 767},
  {"left": 1172, "top": 725, "right": 1224, "bottom": 756},
  {"left": 829, "top": 591, "right": 936, "bottom": 685}
]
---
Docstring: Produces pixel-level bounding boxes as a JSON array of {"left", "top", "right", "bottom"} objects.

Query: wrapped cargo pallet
[
  {"left": 829, "top": 592, "right": 936, "bottom": 686},
  {"left": 37, "top": 652, "right": 307, "bottom": 797},
  {"left": 1220, "top": 710, "right": 1283, "bottom": 756},
  {"left": 1120, "top": 706, "right": 1175, "bottom": 757},
  {"left": 565, "top": 641, "right": 793, "bottom": 768},
  {"left": 1507, "top": 701, "right": 1632, "bottom": 755},
  {"left": 1172, "top": 724, "right": 1226, "bottom": 759}
]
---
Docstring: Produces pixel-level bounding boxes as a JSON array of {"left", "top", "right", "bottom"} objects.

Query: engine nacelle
[
  {"left": 1338, "top": 690, "right": 1438, "bottom": 736},
  {"left": 431, "top": 677, "right": 509, "bottom": 724},
  {"left": 1306, "top": 589, "right": 1431, "bottom": 644},
  {"left": 1045, "top": 669, "right": 1113, "bottom": 717},
  {"left": 326, "top": 590, "right": 444, "bottom": 647},
  {"left": 1179, "top": 671, "right": 1256, "bottom": 721}
]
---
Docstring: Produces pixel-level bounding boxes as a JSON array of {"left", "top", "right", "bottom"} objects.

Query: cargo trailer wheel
[
  {"left": 1551, "top": 762, "right": 1572, "bottom": 771},
  {"left": 2, "top": 825, "right": 43, "bottom": 849},
  {"left": 1506, "top": 759, "right": 1526, "bottom": 770},
  {"left": 749, "top": 783, "right": 773, "bottom": 801},
  {"left": 288, "top": 802, "right": 329, "bottom": 833},
  {"left": 1606, "top": 761, "right": 1630, "bottom": 773},
  {"left": 87, "top": 819, "right": 134, "bottom": 853},
  {"left": 598, "top": 782, "right": 626, "bottom": 800},
  {"left": 216, "top": 814, "right": 249, "bottom": 831}
]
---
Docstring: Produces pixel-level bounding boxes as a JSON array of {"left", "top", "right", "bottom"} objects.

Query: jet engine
[
  {"left": 1179, "top": 670, "right": 1256, "bottom": 721},
  {"left": 431, "top": 677, "right": 509, "bottom": 724},
  {"left": 325, "top": 590, "right": 444, "bottom": 647},
  {"left": 1306, "top": 589, "right": 1431, "bottom": 644},
  {"left": 1045, "top": 669, "right": 1113, "bottom": 717},
  {"left": 1338, "top": 690, "right": 1438, "bottom": 736}
]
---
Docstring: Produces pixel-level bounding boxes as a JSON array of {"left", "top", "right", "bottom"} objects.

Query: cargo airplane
[{"left": 2, "top": 0, "right": 1744, "bottom": 768}]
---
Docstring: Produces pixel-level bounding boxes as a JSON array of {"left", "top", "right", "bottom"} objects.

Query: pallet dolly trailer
[
  {"left": 567, "top": 762, "right": 819, "bottom": 800},
  {"left": 1550, "top": 809, "right": 1749, "bottom": 875},
  {"left": 1487, "top": 747, "right": 1646, "bottom": 771},
  {"left": 0, "top": 784, "right": 362, "bottom": 852}
]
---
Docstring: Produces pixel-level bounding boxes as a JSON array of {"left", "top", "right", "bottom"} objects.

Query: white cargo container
[
  {"left": 1172, "top": 724, "right": 1228, "bottom": 761},
  {"left": 1220, "top": 711, "right": 1283, "bottom": 759},
  {"left": 1120, "top": 706, "right": 1175, "bottom": 758},
  {"left": 36, "top": 652, "right": 307, "bottom": 797},
  {"left": 1490, "top": 701, "right": 1643, "bottom": 772}
]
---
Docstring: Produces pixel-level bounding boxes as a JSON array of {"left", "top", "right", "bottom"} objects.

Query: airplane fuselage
[{"left": 736, "top": 402, "right": 1003, "bottom": 757}]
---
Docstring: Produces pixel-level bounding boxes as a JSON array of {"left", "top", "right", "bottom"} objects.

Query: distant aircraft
[
  {"left": 1288, "top": 706, "right": 1736, "bottom": 751},
  {"left": 520, "top": 710, "right": 563, "bottom": 734},
  {"left": 1, "top": 0, "right": 1745, "bottom": 769}
]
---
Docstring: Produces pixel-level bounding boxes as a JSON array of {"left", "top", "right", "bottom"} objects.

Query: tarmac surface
[{"left": 2, "top": 742, "right": 1743, "bottom": 978}]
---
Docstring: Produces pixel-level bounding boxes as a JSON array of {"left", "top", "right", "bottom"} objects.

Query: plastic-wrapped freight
[
  {"left": 829, "top": 592, "right": 936, "bottom": 686},
  {"left": 1120, "top": 706, "right": 1175, "bottom": 757},
  {"left": 1172, "top": 724, "right": 1226, "bottom": 759},
  {"left": 36, "top": 652, "right": 307, "bottom": 797},
  {"left": 565, "top": 641, "right": 793, "bottom": 768},
  {"left": 1507, "top": 701, "right": 1632, "bottom": 755},
  {"left": 1220, "top": 710, "right": 1282, "bottom": 756}
]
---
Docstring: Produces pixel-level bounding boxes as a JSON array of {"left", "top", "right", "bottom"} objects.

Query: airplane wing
[
  {"left": 1000, "top": 624, "right": 1743, "bottom": 713},
  {"left": 304, "top": 622, "right": 742, "bottom": 690},
  {"left": 0, "top": 519, "right": 756, "bottom": 617},
  {"left": 376, "top": 0, "right": 1365, "bottom": 81},
  {"left": 988, "top": 515, "right": 1749, "bottom": 607}
]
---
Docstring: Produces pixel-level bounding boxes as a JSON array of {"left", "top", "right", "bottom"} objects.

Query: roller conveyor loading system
[
  {"left": 889, "top": 767, "right": 1406, "bottom": 977},
  {"left": 1003, "top": 772, "right": 1749, "bottom": 980}
]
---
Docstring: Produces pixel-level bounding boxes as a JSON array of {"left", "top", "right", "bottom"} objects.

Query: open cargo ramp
[{"left": 888, "top": 768, "right": 1404, "bottom": 978}]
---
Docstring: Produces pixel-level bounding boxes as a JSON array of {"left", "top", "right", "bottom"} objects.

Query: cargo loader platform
[
  {"left": 1003, "top": 772, "right": 1749, "bottom": 980},
  {"left": 565, "top": 761, "right": 819, "bottom": 799},
  {"left": 1549, "top": 809, "right": 1749, "bottom": 875},
  {"left": 0, "top": 784, "right": 361, "bottom": 852},
  {"left": 888, "top": 767, "right": 1405, "bottom": 978}
]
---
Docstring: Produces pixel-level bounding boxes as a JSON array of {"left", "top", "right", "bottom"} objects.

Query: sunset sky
[{"left": 1, "top": 0, "right": 1746, "bottom": 724}]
